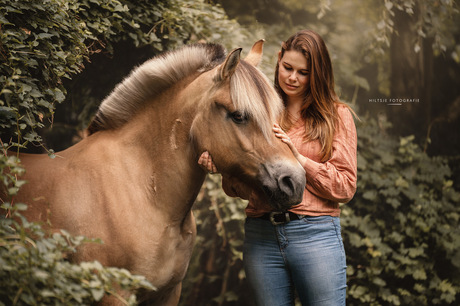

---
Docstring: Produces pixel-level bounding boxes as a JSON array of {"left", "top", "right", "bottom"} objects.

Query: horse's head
[{"left": 190, "top": 40, "right": 306, "bottom": 211}]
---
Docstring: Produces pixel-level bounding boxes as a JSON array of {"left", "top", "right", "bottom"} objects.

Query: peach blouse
[{"left": 245, "top": 104, "right": 357, "bottom": 217}]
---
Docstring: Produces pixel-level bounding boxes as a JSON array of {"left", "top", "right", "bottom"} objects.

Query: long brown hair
[{"left": 275, "top": 29, "right": 351, "bottom": 162}]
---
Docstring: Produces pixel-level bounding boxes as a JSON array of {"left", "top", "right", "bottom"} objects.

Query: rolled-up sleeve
[{"left": 301, "top": 106, "right": 357, "bottom": 203}]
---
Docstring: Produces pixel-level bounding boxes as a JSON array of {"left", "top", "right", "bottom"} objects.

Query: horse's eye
[{"left": 229, "top": 111, "right": 247, "bottom": 124}]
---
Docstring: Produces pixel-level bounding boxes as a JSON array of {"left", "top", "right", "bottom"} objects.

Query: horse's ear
[
  {"left": 244, "top": 39, "right": 265, "bottom": 67},
  {"left": 219, "top": 48, "right": 242, "bottom": 81}
]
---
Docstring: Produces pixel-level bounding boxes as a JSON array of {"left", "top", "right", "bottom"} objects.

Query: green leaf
[
  {"left": 23, "top": 131, "right": 41, "bottom": 142},
  {"left": 362, "top": 190, "right": 377, "bottom": 200},
  {"left": 413, "top": 268, "right": 427, "bottom": 280}
]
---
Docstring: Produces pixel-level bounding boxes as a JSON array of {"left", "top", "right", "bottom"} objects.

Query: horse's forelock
[{"left": 230, "top": 61, "right": 283, "bottom": 142}]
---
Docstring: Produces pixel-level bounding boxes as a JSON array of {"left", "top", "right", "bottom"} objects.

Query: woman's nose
[{"left": 288, "top": 72, "right": 297, "bottom": 81}]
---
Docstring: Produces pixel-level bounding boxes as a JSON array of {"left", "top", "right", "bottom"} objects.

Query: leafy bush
[
  {"left": 0, "top": 0, "right": 132, "bottom": 147},
  {"left": 343, "top": 116, "right": 460, "bottom": 305}
]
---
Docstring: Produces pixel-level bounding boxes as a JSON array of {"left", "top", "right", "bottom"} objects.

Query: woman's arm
[{"left": 274, "top": 107, "right": 357, "bottom": 203}]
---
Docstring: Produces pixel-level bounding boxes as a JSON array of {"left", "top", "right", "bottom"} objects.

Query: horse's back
[{"left": 5, "top": 151, "right": 66, "bottom": 223}]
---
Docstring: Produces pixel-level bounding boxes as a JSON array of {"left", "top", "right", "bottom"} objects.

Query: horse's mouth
[
  {"left": 261, "top": 186, "right": 303, "bottom": 211},
  {"left": 257, "top": 160, "right": 306, "bottom": 211}
]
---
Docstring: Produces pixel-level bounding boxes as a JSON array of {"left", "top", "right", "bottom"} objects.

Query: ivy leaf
[{"left": 23, "top": 131, "right": 41, "bottom": 142}]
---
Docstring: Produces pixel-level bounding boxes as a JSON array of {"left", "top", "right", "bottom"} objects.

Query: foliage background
[{"left": 1, "top": 0, "right": 460, "bottom": 305}]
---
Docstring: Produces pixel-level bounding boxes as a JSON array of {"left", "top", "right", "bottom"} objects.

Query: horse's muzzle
[{"left": 258, "top": 160, "right": 306, "bottom": 211}]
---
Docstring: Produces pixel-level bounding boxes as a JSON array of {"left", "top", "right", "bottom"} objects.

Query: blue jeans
[{"left": 243, "top": 215, "right": 347, "bottom": 306}]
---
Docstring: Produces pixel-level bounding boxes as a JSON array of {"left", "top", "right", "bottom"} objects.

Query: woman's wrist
[{"left": 296, "top": 154, "right": 308, "bottom": 168}]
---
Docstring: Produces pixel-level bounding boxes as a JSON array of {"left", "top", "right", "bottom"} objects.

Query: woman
[{"left": 199, "top": 29, "right": 357, "bottom": 305}]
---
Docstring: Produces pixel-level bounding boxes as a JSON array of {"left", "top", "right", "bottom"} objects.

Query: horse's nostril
[{"left": 280, "top": 176, "right": 295, "bottom": 194}]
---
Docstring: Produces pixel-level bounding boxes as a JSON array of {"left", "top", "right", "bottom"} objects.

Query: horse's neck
[{"left": 107, "top": 104, "right": 205, "bottom": 222}]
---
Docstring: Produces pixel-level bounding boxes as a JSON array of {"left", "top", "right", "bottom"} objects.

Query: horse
[{"left": 2, "top": 40, "right": 306, "bottom": 305}]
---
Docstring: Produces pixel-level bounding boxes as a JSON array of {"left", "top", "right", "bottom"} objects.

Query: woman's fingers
[
  {"left": 273, "top": 124, "right": 291, "bottom": 143},
  {"left": 198, "top": 151, "right": 218, "bottom": 174},
  {"left": 207, "top": 154, "right": 217, "bottom": 173},
  {"left": 273, "top": 124, "right": 304, "bottom": 163},
  {"left": 197, "top": 151, "right": 208, "bottom": 167}
]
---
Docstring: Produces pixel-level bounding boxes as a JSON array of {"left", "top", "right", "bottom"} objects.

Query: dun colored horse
[{"left": 2, "top": 41, "right": 306, "bottom": 304}]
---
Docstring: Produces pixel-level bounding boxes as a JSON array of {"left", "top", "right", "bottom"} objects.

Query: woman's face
[{"left": 278, "top": 50, "right": 310, "bottom": 102}]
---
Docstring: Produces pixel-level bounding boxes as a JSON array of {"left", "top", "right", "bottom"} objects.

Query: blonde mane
[
  {"left": 88, "top": 43, "right": 226, "bottom": 134},
  {"left": 87, "top": 43, "right": 283, "bottom": 140},
  {"left": 230, "top": 61, "right": 284, "bottom": 141}
]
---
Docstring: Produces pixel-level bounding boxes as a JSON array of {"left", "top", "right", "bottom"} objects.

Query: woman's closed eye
[{"left": 283, "top": 65, "right": 308, "bottom": 76}]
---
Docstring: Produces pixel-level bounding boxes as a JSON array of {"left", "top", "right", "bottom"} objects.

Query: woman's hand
[
  {"left": 198, "top": 151, "right": 218, "bottom": 174},
  {"left": 197, "top": 151, "right": 252, "bottom": 199},
  {"left": 273, "top": 123, "right": 307, "bottom": 166}
]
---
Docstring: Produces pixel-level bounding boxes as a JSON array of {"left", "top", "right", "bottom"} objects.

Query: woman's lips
[{"left": 285, "top": 83, "right": 298, "bottom": 90}]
